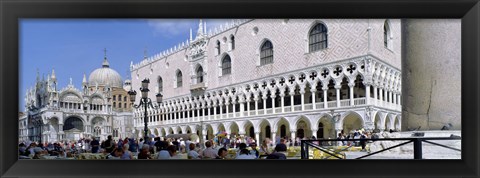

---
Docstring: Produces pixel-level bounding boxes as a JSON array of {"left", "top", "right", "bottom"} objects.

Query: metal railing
[{"left": 300, "top": 137, "right": 461, "bottom": 159}]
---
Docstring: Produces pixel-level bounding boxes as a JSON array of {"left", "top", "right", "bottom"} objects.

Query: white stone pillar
[
  {"left": 389, "top": 90, "right": 393, "bottom": 104},
  {"left": 335, "top": 85, "right": 341, "bottom": 107},
  {"left": 262, "top": 95, "right": 267, "bottom": 115},
  {"left": 197, "top": 107, "right": 200, "bottom": 122},
  {"left": 280, "top": 93, "right": 285, "bottom": 113},
  {"left": 226, "top": 100, "right": 230, "bottom": 118},
  {"left": 255, "top": 132, "right": 260, "bottom": 144},
  {"left": 232, "top": 100, "right": 237, "bottom": 117},
  {"left": 254, "top": 96, "right": 259, "bottom": 115},
  {"left": 373, "top": 85, "right": 378, "bottom": 105},
  {"left": 311, "top": 88, "right": 317, "bottom": 110},
  {"left": 213, "top": 105, "right": 217, "bottom": 120},
  {"left": 323, "top": 87, "right": 328, "bottom": 109},
  {"left": 202, "top": 107, "right": 206, "bottom": 121},
  {"left": 379, "top": 88, "right": 383, "bottom": 103},
  {"left": 219, "top": 104, "right": 223, "bottom": 119},
  {"left": 239, "top": 99, "right": 245, "bottom": 117},
  {"left": 290, "top": 131, "right": 296, "bottom": 145},
  {"left": 365, "top": 85, "right": 371, "bottom": 105},
  {"left": 349, "top": 83, "right": 355, "bottom": 106},
  {"left": 312, "top": 129, "right": 318, "bottom": 139},
  {"left": 246, "top": 98, "right": 251, "bottom": 116},
  {"left": 271, "top": 94, "right": 276, "bottom": 114},
  {"left": 290, "top": 91, "right": 295, "bottom": 111},
  {"left": 271, "top": 132, "right": 277, "bottom": 145},
  {"left": 300, "top": 87, "right": 305, "bottom": 111}
]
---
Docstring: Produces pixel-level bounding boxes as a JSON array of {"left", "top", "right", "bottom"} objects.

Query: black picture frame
[{"left": 1, "top": 0, "right": 478, "bottom": 177}]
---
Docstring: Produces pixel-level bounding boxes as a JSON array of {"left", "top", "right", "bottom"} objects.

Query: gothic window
[
  {"left": 384, "top": 20, "right": 392, "bottom": 49},
  {"left": 113, "top": 95, "right": 116, "bottom": 101},
  {"left": 118, "top": 102, "right": 122, "bottom": 108},
  {"left": 123, "top": 96, "right": 127, "bottom": 102},
  {"left": 260, "top": 40, "right": 273, "bottom": 65},
  {"left": 176, "top": 70, "right": 183, "bottom": 87},
  {"left": 309, "top": 23, "right": 328, "bottom": 52},
  {"left": 215, "top": 40, "right": 221, "bottom": 55},
  {"left": 63, "top": 117, "right": 84, "bottom": 131},
  {"left": 222, "top": 55, "right": 232, "bottom": 75},
  {"left": 158, "top": 77, "right": 163, "bottom": 92},
  {"left": 196, "top": 66, "right": 204, "bottom": 83}
]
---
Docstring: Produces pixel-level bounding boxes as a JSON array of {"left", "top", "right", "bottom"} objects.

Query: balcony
[
  {"left": 190, "top": 82, "right": 206, "bottom": 91},
  {"left": 135, "top": 97, "right": 402, "bottom": 128}
]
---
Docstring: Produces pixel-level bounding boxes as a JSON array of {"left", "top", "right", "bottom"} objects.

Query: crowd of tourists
[
  {"left": 18, "top": 135, "right": 296, "bottom": 159},
  {"left": 18, "top": 129, "right": 383, "bottom": 159}
]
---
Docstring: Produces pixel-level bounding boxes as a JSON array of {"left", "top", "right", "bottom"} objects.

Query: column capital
[
  {"left": 310, "top": 88, "right": 317, "bottom": 93},
  {"left": 348, "top": 82, "right": 355, "bottom": 88},
  {"left": 334, "top": 85, "right": 342, "bottom": 89}
]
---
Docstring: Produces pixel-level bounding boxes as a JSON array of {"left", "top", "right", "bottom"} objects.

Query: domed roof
[{"left": 88, "top": 57, "right": 123, "bottom": 88}]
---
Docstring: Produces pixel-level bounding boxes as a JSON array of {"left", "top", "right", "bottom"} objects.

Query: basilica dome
[{"left": 88, "top": 58, "right": 123, "bottom": 88}]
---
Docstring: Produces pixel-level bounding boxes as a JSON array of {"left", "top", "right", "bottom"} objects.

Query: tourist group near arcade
[{"left": 20, "top": 19, "right": 402, "bottom": 147}]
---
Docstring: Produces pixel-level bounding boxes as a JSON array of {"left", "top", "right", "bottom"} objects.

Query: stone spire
[
  {"left": 102, "top": 48, "right": 110, "bottom": 68},
  {"left": 51, "top": 68, "right": 57, "bottom": 82},
  {"left": 82, "top": 73, "right": 87, "bottom": 84},
  {"left": 196, "top": 19, "right": 204, "bottom": 38}
]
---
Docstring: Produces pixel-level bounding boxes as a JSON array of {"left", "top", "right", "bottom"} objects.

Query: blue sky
[{"left": 20, "top": 19, "right": 231, "bottom": 111}]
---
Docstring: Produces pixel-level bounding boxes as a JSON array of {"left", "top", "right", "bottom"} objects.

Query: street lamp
[{"left": 128, "top": 78, "right": 162, "bottom": 144}]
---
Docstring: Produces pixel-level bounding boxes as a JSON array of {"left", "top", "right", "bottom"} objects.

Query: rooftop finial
[
  {"left": 144, "top": 47, "right": 148, "bottom": 59},
  {"left": 196, "top": 19, "right": 204, "bottom": 37},
  {"left": 102, "top": 48, "right": 110, "bottom": 68}
]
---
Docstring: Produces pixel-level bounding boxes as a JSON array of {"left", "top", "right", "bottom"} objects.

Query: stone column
[
  {"left": 255, "top": 132, "right": 260, "bottom": 144},
  {"left": 280, "top": 92, "right": 285, "bottom": 113},
  {"left": 271, "top": 132, "right": 277, "bottom": 145},
  {"left": 365, "top": 84, "right": 371, "bottom": 105},
  {"left": 219, "top": 103, "right": 223, "bottom": 119},
  {"left": 226, "top": 99, "right": 230, "bottom": 118},
  {"left": 246, "top": 98, "right": 251, "bottom": 116},
  {"left": 271, "top": 94, "right": 276, "bottom": 114},
  {"left": 379, "top": 88, "right": 383, "bottom": 103},
  {"left": 196, "top": 107, "right": 200, "bottom": 122},
  {"left": 232, "top": 99, "right": 237, "bottom": 117},
  {"left": 373, "top": 85, "right": 378, "bottom": 105},
  {"left": 323, "top": 86, "right": 328, "bottom": 109},
  {"left": 349, "top": 82, "right": 355, "bottom": 106},
  {"left": 239, "top": 97, "right": 245, "bottom": 117},
  {"left": 311, "top": 88, "right": 317, "bottom": 110},
  {"left": 254, "top": 95, "right": 259, "bottom": 115},
  {"left": 312, "top": 129, "right": 318, "bottom": 139},
  {"left": 289, "top": 90, "right": 295, "bottom": 111},
  {"left": 335, "top": 84, "right": 341, "bottom": 107},
  {"left": 202, "top": 106, "right": 206, "bottom": 121},
  {"left": 300, "top": 86, "right": 305, "bottom": 111},
  {"left": 213, "top": 104, "right": 217, "bottom": 120},
  {"left": 290, "top": 131, "right": 296, "bottom": 146},
  {"left": 262, "top": 94, "right": 267, "bottom": 115}
]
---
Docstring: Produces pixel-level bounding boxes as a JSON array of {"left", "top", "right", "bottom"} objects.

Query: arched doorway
[
  {"left": 342, "top": 112, "right": 364, "bottom": 135},
  {"left": 63, "top": 116, "right": 84, "bottom": 141},
  {"left": 317, "top": 123, "right": 324, "bottom": 139},
  {"left": 295, "top": 117, "right": 311, "bottom": 139},
  {"left": 280, "top": 125, "right": 287, "bottom": 138}
]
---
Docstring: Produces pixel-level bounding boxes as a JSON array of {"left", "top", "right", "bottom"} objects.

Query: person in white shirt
[
  {"left": 235, "top": 149, "right": 255, "bottom": 159},
  {"left": 187, "top": 143, "right": 201, "bottom": 159}
]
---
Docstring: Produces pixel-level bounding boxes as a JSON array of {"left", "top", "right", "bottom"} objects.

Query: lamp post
[{"left": 128, "top": 78, "right": 163, "bottom": 144}]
